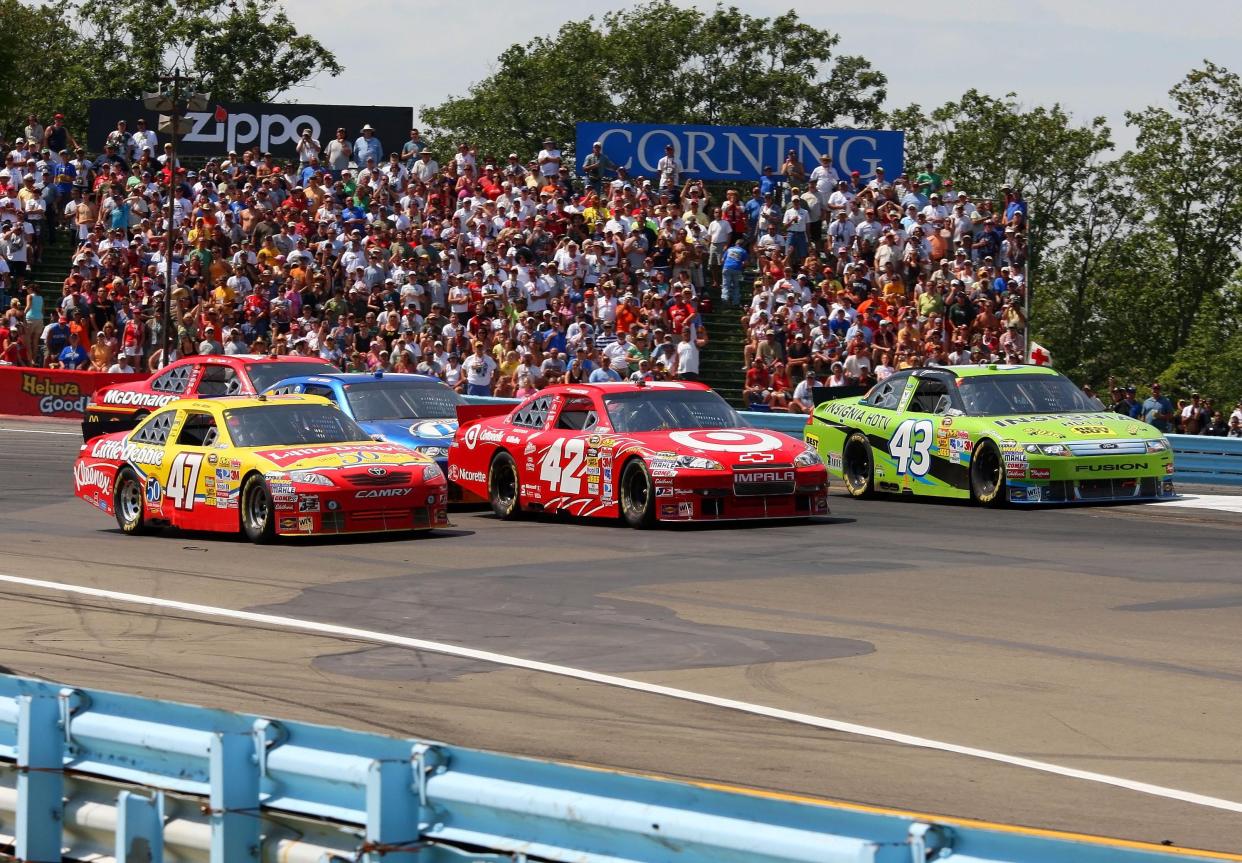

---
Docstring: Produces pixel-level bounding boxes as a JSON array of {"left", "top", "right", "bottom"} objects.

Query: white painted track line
[
  {"left": 0, "top": 572, "right": 1239, "bottom": 815},
  {"left": 1147, "top": 494, "right": 1242, "bottom": 514},
  {"left": 0, "top": 427, "right": 79, "bottom": 435}
]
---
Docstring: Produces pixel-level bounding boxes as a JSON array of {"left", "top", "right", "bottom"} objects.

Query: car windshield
[
  {"left": 603, "top": 389, "right": 741, "bottom": 433},
  {"left": 224, "top": 404, "right": 369, "bottom": 447},
  {"left": 245, "top": 361, "right": 336, "bottom": 392},
  {"left": 957, "top": 374, "right": 1104, "bottom": 416},
  {"left": 344, "top": 381, "right": 464, "bottom": 422}
]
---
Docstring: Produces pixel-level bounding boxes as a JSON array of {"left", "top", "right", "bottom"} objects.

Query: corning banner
[
  {"left": 575, "top": 122, "right": 903, "bottom": 183},
  {"left": 88, "top": 100, "right": 412, "bottom": 159},
  {"left": 0, "top": 367, "right": 151, "bottom": 419}
]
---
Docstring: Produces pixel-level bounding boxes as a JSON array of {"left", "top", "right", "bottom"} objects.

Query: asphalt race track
[{"left": 2, "top": 418, "right": 1241, "bottom": 853}]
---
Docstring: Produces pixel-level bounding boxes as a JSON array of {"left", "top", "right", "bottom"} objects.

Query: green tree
[
  {"left": 1124, "top": 61, "right": 1242, "bottom": 358},
  {"left": 3, "top": 0, "right": 342, "bottom": 137},
  {"left": 887, "top": 91, "right": 1113, "bottom": 260},
  {"left": 421, "top": 1, "right": 887, "bottom": 161}
]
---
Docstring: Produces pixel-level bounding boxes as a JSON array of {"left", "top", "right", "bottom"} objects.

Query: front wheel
[
  {"left": 619, "top": 459, "right": 655, "bottom": 528},
  {"left": 240, "top": 474, "right": 276, "bottom": 543},
  {"left": 114, "top": 469, "right": 151, "bottom": 534},
  {"left": 488, "top": 452, "right": 522, "bottom": 519},
  {"left": 970, "top": 439, "right": 1007, "bottom": 507},
  {"left": 841, "top": 431, "right": 875, "bottom": 498}
]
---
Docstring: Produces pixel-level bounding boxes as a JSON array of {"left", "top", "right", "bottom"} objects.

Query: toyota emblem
[{"left": 367, "top": 466, "right": 387, "bottom": 476}]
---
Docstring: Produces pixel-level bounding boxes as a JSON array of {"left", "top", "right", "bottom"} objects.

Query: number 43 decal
[{"left": 890, "top": 419, "right": 934, "bottom": 476}]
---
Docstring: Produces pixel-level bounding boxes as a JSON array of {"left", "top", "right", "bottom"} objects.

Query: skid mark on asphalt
[{"left": 1, "top": 572, "right": 1240, "bottom": 816}]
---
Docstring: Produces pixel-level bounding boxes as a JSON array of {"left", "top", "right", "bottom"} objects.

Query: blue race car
[{"left": 263, "top": 372, "right": 468, "bottom": 491}]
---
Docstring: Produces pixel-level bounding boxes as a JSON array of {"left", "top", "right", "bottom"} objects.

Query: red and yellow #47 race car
[
  {"left": 74, "top": 394, "right": 448, "bottom": 542},
  {"left": 448, "top": 381, "right": 829, "bottom": 527}
]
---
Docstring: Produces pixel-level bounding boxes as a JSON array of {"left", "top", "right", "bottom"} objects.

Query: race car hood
[
  {"left": 975, "top": 411, "right": 1163, "bottom": 442},
  {"left": 249, "top": 442, "right": 432, "bottom": 471},
  {"left": 362, "top": 418, "right": 457, "bottom": 447},
  {"left": 621, "top": 427, "right": 812, "bottom": 465}
]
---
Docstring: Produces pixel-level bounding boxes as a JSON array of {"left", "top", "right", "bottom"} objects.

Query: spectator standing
[{"left": 1140, "top": 382, "right": 1174, "bottom": 432}]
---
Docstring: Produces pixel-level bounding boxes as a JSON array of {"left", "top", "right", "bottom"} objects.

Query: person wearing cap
[
  {"left": 353, "top": 124, "right": 382, "bottom": 166},
  {"left": 582, "top": 141, "right": 617, "bottom": 195},
  {"left": 789, "top": 368, "right": 819, "bottom": 414},
  {"left": 537, "top": 137, "right": 562, "bottom": 180},
  {"left": 44, "top": 112, "right": 78, "bottom": 156},
  {"left": 656, "top": 144, "right": 682, "bottom": 191}
]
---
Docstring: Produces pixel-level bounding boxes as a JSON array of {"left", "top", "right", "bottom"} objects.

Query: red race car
[
  {"left": 82, "top": 354, "right": 337, "bottom": 440},
  {"left": 448, "top": 381, "right": 830, "bottom": 527}
]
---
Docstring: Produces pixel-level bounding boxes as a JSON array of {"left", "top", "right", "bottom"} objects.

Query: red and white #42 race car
[{"left": 448, "top": 381, "right": 829, "bottom": 527}]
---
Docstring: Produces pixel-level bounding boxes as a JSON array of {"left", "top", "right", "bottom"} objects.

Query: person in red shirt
[{"left": 744, "top": 356, "right": 771, "bottom": 406}]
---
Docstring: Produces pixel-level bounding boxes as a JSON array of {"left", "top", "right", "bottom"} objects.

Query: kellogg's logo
[{"left": 21, "top": 373, "right": 87, "bottom": 416}]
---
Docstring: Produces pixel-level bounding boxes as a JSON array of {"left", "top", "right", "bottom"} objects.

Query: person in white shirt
[
  {"left": 657, "top": 144, "right": 682, "bottom": 190},
  {"left": 130, "top": 119, "right": 158, "bottom": 161},
  {"left": 672, "top": 327, "right": 700, "bottom": 380},
  {"left": 809, "top": 154, "right": 840, "bottom": 206},
  {"left": 789, "top": 370, "right": 818, "bottom": 414},
  {"left": 295, "top": 129, "right": 321, "bottom": 166},
  {"left": 106, "top": 353, "right": 136, "bottom": 374},
  {"left": 463, "top": 341, "right": 498, "bottom": 396},
  {"left": 537, "top": 138, "right": 561, "bottom": 179}
]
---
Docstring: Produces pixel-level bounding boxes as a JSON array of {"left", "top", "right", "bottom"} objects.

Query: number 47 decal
[
  {"left": 166, "top": 451, "right": 204, "bottom": 510},
  {"left": 890, "top": 419, "right": 934, "bottom": 476}
]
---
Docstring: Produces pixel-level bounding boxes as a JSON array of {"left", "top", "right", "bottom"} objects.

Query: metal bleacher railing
[{"left": 0, "top": 674, "right": 1228, "bottom": 863}]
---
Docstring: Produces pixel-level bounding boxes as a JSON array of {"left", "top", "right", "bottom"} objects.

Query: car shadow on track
[
  {"left": 844, "top": 491, "right": 1163, "bottom": 512},
  {"left": 467, "top": 512, "right": 854, "bottom": 531},
  {"left": 97, "top": 527, "right": 475, "bottom": 546}
]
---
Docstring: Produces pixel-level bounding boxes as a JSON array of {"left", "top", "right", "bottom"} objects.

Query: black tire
[
  {"left": 114, "top": 469, "right": 151, "bottom": 535},
  {"left": 970, "top": 439, "right": 1007, "bottom": 507},
  {"left": 240, "top": 474, "right": 276, "bottom": 543},
  {"left": 619, "top": 459, "right": 656, "bottom": 528},
  {"left": 488, "top": 452, "right": 522, "bottom": 519},
  {"left": 841, "top": 431, "right": 875, "bottom": 499}
]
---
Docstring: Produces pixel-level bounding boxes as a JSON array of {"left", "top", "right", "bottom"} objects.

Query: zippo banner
[
  {"left": 88, "top": 99, "right": 412, "bottom": 159},
  {"left": 576, "top": 121, "right": 904, "bottom": 182},
  {"left": 0, "top": 366, "right": 150, "bottom": 419}
]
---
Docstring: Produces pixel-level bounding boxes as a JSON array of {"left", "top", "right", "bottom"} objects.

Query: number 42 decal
[
  {"left": 890, "top": 419, "right": 934, "bottom": 476},
  {"left": 539, "top": 438, "right": 587, "bottom": 493}
]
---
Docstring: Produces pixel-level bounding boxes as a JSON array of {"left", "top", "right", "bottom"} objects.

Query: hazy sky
[{"left": 280, "top": 0, "right": 1242, "bottom": 153}]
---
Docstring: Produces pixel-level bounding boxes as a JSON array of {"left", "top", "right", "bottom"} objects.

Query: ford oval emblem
[
  {"left": 1099, "top": 442, "right": 1118, "bottom": 450},
  {"left": 367, "top": 466, "right": 387, "bottom": 476}
]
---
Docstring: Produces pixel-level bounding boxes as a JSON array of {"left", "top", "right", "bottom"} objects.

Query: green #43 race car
[{"left": 804, "top": 365, "right": 1175, "bottom": 505}]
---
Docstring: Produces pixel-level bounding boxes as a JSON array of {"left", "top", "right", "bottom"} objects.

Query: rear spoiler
[
  {"left": 812, "top": 385, "right": 869, "bottom": 407},
  {"left": 81, "top": 410, "right": 142, "bottom": 443},
  {"left": 456, "top": 402, "right": 514, "bottom": 426}
]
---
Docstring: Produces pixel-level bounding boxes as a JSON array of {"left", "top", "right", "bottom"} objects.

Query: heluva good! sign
[{"left": 0, "top": 367, "right": 150, "bottom": 419}]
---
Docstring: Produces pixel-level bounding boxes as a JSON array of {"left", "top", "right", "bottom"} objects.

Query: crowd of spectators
[
  {"left": 0, "top": 119, "right": 712, "bottom": 394},
  {"left": 734, "top": 152, "right": 1030, "bottom": 412},
  {"left": 1103, "top": 380, "right": 1242, "bottom": 437},
  {"left": 0, "top": 111, "right": 1238, "bottom": 434}
]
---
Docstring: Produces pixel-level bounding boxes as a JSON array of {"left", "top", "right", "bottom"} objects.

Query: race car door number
[
  {"left": 166, "top": 452, "right": 205, "bottom": 510},
  {"left": 890, "top": 419, "right": 934, "bottom": 476},
  {"left": 539, "top": 438, "right": 586, "bottom": 494}
]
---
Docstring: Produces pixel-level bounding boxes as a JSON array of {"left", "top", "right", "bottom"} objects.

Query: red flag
[
  {"left": 1028, "top": 342, "right": 1051, "bottom": 366},
  {"left": 214, "top": 104, "right": 228, "bottom": 123}
]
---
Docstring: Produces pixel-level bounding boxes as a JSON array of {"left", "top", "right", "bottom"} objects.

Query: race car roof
[
  {"left": 916, "top": 364, "right": 1062, "bottom": 380},
  {"left": 544, "top": 381, "right": 713, "bottom": 397},
  {"left": 274, "top": 372, "right": 444, "bottom": 387},
  {"left": 169, "top": 394, "right": 335, "bottom": 412}
]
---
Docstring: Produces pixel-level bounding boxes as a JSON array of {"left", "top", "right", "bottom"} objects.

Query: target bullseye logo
[{"left": 668, "top": 429, "right": 782, "bottom": 453}]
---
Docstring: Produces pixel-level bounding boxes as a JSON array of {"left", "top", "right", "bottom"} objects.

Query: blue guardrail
[{"left": 0, "top": 674, "right": 1228, "bottom": 862}]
